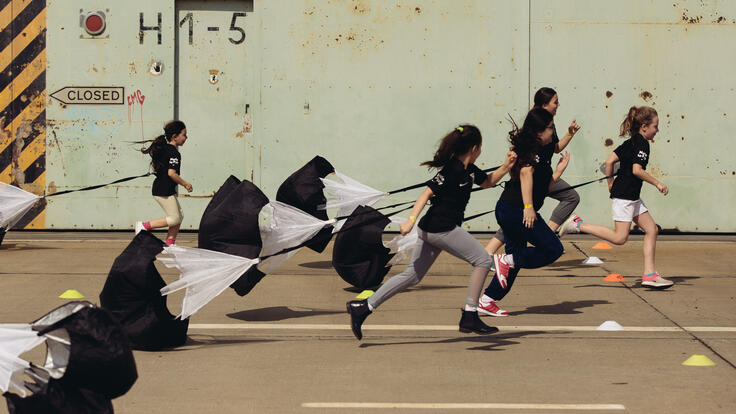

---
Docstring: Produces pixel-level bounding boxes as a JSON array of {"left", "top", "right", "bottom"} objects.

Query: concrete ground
[{"left": 1, "top": 232, "right": 735, "bottom": 413}]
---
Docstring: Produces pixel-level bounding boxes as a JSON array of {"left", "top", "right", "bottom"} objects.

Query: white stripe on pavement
[
  {"left": 302, "top": 402, "right": 626, "bottom": 410},
  {"left": 188, "top": 323, "right": 736, "bottom": 333}
]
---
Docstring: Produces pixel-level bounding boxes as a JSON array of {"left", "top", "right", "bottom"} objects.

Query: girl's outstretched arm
[
  {"left": 168, "top": 169, "right": 193, "bottom": 192},
  {"left": 551, "top": 151, "right": 570, "bottom": 184},
  {"left": 480, "top": 151, "right": 517, "bottom": 188},
  {"left": 400, "top": 187, "right": 433, "bottom": 235},
  {"left": 633, "top": 164, "right": 668, "bottom": 195},
  {"left": 555, "top": 120, "right": 581, "bottom": 153},
  {"left": 520, "top": 166, "right": 536, "bottom": 228}
]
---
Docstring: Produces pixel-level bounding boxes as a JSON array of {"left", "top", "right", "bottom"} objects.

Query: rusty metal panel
[
  {"left": 256, "top": 0, "right": 530, "bottom": 231},
  {"left": 530, "top": 0, "right": 736, "bottom": 231},
  {"left": 45, "top": 0, "right": 175, "bottom": 229}
]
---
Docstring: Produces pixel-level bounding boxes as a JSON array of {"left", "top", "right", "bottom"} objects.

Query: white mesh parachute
[
  {"left": 257, "top": 200, "right": 335, "bottom": 274},
  {"left": 320, "top": 171, "right": 388, "bottom": 231},
  {"left": 159, "top": 246, "right": 259, "bottom": 319},
  {"left": 0, "top": 182, "right": 41, "bottom": 230},
  {"left": 0, "top": 324, "right": 46, "bottom": 395},
  {"left": 385, "top": 216, "right": 419, "bottom": 265}
]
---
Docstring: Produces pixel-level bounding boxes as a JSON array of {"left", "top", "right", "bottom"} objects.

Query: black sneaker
[
  {"left": 346, "top": 299, "right": 371, "bottom": 340},
  {"left": 459, "top": 309, "right": 499, "bottom": 335}
]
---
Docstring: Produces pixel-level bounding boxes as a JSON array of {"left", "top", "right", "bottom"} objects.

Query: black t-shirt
[
  {"left": 499, "top": 130, "right": 557, "bottom": 211},
  {"left": 610, "top": 134, "right": 649, "bottom": 200},
  {"left": 418, "top": 158, "right": 488, "bottom": 233},
  {"left": 152, "top": 145, "right": 181, "bottom": 196}
]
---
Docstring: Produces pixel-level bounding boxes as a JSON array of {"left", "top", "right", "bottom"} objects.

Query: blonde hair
[{"left": 620, "top": 106, "right": 657, "bottom": 137}]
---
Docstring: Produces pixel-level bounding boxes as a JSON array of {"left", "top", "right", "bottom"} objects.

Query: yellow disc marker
[
  {"left": 58, "top": 289, "right": 85, "bottom": 299},
  {"left": 681, "top": 354, "right": 716, "bottom": 366},
  {"left": 355, "top": 290, "right": 374, "bottom": 300}
]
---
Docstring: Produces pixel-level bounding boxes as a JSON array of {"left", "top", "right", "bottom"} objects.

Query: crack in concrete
[{"left": 570, "top": 241, "right": 736, "bottom": 370}]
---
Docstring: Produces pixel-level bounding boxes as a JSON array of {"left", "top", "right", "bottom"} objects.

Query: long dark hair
[
  {"left": 533, "top": 87, "right": 557, "bottom": 108},
  {"left": 139, "top": 120, "right": 186, "bottom": 170},
  {"left": 421, "top": 124, "right": 482, "bottom": 169},
  {"left": 508, "top": 108, "right": 553, "bottom": 179}
]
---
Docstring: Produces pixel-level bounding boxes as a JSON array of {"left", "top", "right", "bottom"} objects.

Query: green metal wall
[{"left": 42, "top": 0, "right": 736, "bottom": 231}]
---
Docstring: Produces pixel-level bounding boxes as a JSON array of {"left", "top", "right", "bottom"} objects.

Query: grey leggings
[
  {"left": 368, "top": 226, "right": 492, "bottom": 309},
  {"left": 493, "top": 178, "right": 579, "bottom": 244}
]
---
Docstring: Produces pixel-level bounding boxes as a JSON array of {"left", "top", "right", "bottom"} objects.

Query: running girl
[
  {"left": 481, "top": 108, "right": 568, "bottom": 311},
  {"left": 346, "top": 125, "right": 517, "bottom": 340},
  {"left": 559, "top": 106, "right": 673, "bottom": 288},
  {"left": 480, "top": 88, "right": 580, "bottom": 316},
  {"left": 135, "top": 121, "right": 193, "bottom": 246}
]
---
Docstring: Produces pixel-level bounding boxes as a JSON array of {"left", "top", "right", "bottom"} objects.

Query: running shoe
[
  {"left": 558, "top": 214, "right": 582, "bottom": 237},
  {"left": 493, "top": 254, "right": 512, "bottom": 289},
  {"left": 641, "top": 272, "right": 674, "bottom": 289},
  {"left": 478, "top": 299, "right": 508, "bottom": 317}
]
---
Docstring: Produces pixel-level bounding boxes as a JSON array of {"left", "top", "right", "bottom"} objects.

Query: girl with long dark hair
[
  {"left": 134, "top": 121, "right": 193, "bottom": 246},
  {"left": 480, "top": 108, "right": 567, "bottom": 310},
  {"left": 346, "top": 125, "right": 517, "bottom": 340},
  {"left": 479, "top": 87, "right": 580, "bottom": 316}
]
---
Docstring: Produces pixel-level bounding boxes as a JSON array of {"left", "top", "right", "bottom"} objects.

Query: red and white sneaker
[
  {"left": 493, "top": 254, "right": 513, "bottom": 289},
  {"left": 558, "top": 215, "right": 582, "bottom": 237},
  {"left": 478, "top": 299, "right": 508, "bottom": 317},
  {"left": 641, "top": 272, "right": 674, "bottom": 289}
]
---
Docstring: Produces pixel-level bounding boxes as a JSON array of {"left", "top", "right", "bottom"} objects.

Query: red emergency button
[{"left": 84, "top": 12, "right": 106, "bottom": 36}]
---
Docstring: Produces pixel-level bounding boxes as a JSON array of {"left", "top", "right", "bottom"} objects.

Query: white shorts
[{"left": 611, "top": 198, "right": 648, "bottom": 222}]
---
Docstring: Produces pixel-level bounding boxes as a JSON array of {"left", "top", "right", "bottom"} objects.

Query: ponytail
[
  {"left": 508, "top": 108, "right": 553, "bottom": 178},
  {"left": 620, "top": 106, "right": 657, "bottom": 137},
  {"left": 139, "top": 120, "right": 186, "bottom": 170},
  {"left": 421, "top": 124, "right": 482, "bottom": 169}
]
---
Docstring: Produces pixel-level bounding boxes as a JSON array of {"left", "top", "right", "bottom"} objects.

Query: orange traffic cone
[
  {"left": 593, "top": 242, "right": 612, "bottom": 250},
  {"left": 603, "top": 273, "right": 625, "bottom": 282}
]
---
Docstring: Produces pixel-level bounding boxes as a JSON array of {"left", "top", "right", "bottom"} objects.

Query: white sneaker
[
  {"left": 558, "top": 215, "right": 582, "bottom": 238},
  {"left": 641, "top": 273, "right": 674, "bottom": 289},
  {"left": 135, "top": 221, "right": 145, "bottom": 235},
  {"left": 478, "top": 299, "right": 509, "bottom": 317}
]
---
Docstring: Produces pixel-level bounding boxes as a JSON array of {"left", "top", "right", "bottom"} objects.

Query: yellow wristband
[
  {"left": 523, "top": 204, "right": 532, "bottom": 209},
  {"left": 409, "top": 215, "right": 417, "bottom": 223},
  {"left": 568, "top": 131, "right": 575, "bottom": 137}
]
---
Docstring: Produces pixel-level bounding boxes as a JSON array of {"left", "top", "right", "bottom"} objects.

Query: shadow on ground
[
  {"left": 227, "top": 306, "right": 343, "bottom": 322},
  {"left": 509, "top": 300, "right": 611, "bottom": 316},
  {"left": 359, "top": 331, "right": 549, "bottom": 351}
]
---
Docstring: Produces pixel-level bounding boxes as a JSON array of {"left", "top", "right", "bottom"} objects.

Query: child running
[
  {"left": 480, "top": 108, "right": 567, "bottom": 312},
  {"left": 559, "top": 106, "right": 673, "bottom": 288},
  {"left": 135, "top": 121, "right": 193, "bottom": 246},
  {"left": 479, "top": 88, "right": 580, "bottom": 316},
  {"left": 346, "top": 125, "right": 517, "bottom": 340}
]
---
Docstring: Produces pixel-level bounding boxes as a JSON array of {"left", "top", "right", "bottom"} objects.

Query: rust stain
[
  {"left": 605, "top": 90, "right": 613, "bottom": 98},
  {"left": 51, "top": 130, "right": 65, "bottom": 170},
  {"left": 414, "top": 7, "right": 422, "bottom": 15},
  {"left": 604, "top": 138, "right": 613, "bottom": 147},
  {"left": 639, "top": 91, "right": 652, "bottom": 101},
  {"left": 47, "top": 181, "right": 57, "bottom": 194}
]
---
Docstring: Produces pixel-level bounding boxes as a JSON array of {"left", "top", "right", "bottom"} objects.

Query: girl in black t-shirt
[
  {"left": 346, "top": 125, "right": 517, "bottom": 340},
  {"left": 480, "top": 88, "right": 580, "bottom": 316},
  {"left": 134, "top": 121, "right": 193, "bottom": 246},
  {"left": 484, "top": 108, "right": 567, "bottom": 303},
  {"left": 559, "top": 106, "right": 672, "bottom": 288}
]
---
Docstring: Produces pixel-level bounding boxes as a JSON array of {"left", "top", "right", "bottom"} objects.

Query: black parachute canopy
[
  {"left": 99, "top": 231, "right": 189, "bottom": 351},
  {"left": 4, "top": 365, "right": 113, "bottom": 414},
  {"left": 198, "top": 176, "right": 269, "bottom": 296},
  {"left": 332, "top": 205, "right": 395, "bottom": 289},
  {"left": 276, "top": 156, "right": 335, "bottom": 253}
]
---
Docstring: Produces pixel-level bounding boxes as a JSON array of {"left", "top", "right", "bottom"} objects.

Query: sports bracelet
[
  {"left": 409, "top": 215, "right": 417, "bottom": 223},
  {"left": 523, "top": 204, "right": 532, "bottom": 209}
]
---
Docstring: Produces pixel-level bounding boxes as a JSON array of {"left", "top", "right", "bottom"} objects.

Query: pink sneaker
[
  {"left": 478, "top": 299, "right": 508, "bottom": 317},
  {"left": 641, "top": 272, "right": 674, "bottom": 289},
  {"left": 558, "top": 214, "right": 582, "bottom": 237},
  {"left": 493, "top": 254, "right": 512, "bottom": 289}
]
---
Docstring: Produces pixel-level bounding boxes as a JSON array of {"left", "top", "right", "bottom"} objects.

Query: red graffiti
[{"left": 127, "top": 89, "right": 146, "bottom": 138}]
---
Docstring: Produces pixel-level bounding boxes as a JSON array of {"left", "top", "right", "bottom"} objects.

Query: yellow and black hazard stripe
[{"left": 0, "top": 0, "right": 46, "bottom": 229}]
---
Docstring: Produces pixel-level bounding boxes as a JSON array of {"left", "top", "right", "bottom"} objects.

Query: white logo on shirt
[
  {"left": 534, "top": 155, "right": 540, "bottom": 163},
  {"left": 169, "top": 157, "right": 180, "bottom": 166},
  {"left": 459, "top": 181, "right": 469, "bottom": 187},
  {"left": 637, "top": 151, "right": 648, "bottom": 160},
  {"left": 432, "top": 173, "right": 445, "bottom": 186}
]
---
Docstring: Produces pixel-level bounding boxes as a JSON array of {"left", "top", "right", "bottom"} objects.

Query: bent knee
[
  {"left": 612, "top": 235, "right": 628, "bottom": 245},
  {"left": 472, "top": 252, "right": 493, "bottom": 269},
  {"left": 166, "top": 214, "right": 183, "bottom": 227}
]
